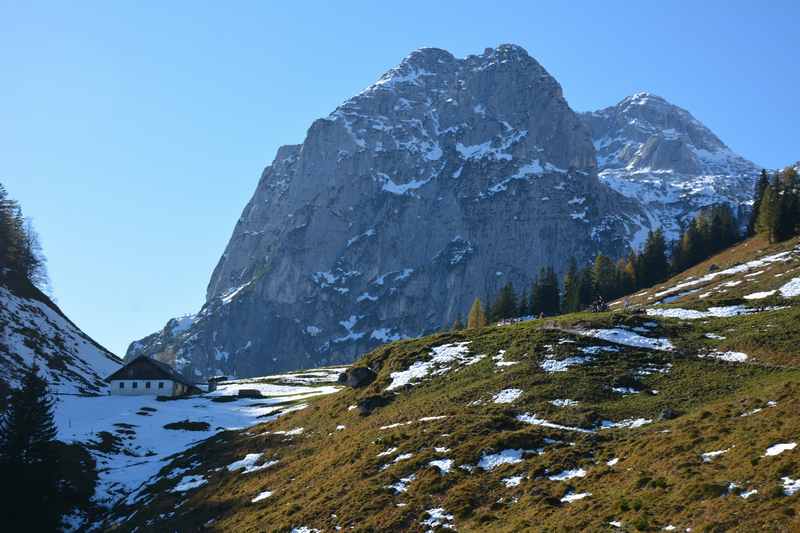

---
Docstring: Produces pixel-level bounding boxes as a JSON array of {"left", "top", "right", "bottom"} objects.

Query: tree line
[
  {"left": 457, "top": 227, "right": 674, "bottom": 329},
  {"left": 0, "top": 182, "right": 48, "bottom": 289},
  {"left": 749, "top": 166, "right": 800, "bottom": 243},
  {"left": 456, "top": 184, "right": 776, "bottom": 330}
]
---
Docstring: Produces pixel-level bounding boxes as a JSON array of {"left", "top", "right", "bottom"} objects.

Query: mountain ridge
[{"left": 127, "top": 44, "right": 761, "bottom": 380}]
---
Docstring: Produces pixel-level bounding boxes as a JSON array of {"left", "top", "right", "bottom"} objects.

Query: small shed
[
  {"left": 106, "top": 357, "right": 199, "bottom": 397},
  {"left": 206, "top": 375, "right": 229, "bottom": 393}
]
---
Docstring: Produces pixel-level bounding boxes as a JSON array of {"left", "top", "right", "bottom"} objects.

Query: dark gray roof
[{"left": 106, "top": 356, "right": 195, "bottom": 386}]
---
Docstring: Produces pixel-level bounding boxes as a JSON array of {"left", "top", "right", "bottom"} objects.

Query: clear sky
[{"left": 2, "top": 1, "right": 798, "bottom": 356}]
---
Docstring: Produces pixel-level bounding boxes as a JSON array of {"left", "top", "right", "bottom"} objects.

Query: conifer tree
[
  {"left": 451, "top": 317, "right": 464, "bottom": 331},
  {"left": 490, "top": 283, "right": 518, "bottom": 321},
  {"left": 577, "top": 267, "right": 595, "bottom": 310},
  {"left": 518, "top": 287, "right": 529, "bottom": 317},
  {"left": 561, "top": 258, "right": 579, "bottom": 313},
  {"left": 748, "top": 170, "right": 770, "bottom": 236},
  {"left": 592, "top": 254, "right": 617, "bottom": 300},
  {"left": 0, "top": 361, "right": 62, "bottom": 531},
  {"left": 540, "top": 267, "right": 560, "bottom": 315},
  {"left": 466, "top": 298, "right": 487, "bottom": 329},
  {"left": 638, "top": 229, "right": 669, "bottom": 287},
  {"left": 758, "top": 180, "right": 778, "bottom": 242},
  {"left": 774, "top": 167, "right": 799, "bottom": 242}
]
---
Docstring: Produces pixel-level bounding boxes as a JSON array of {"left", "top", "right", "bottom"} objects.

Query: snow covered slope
[
  {"left": 581, "top": 92, "right": 761, "bottom": 245},
  {"left": 0, "top": 278, "right": 122, "bottom": 396}
]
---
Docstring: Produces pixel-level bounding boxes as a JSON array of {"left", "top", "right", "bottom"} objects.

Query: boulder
[
  {"left": 356, "top": 394, "right": 393, "bottom": 416},
  {"left": 337, "top": 367, "right": 377, "bottom": 388}
]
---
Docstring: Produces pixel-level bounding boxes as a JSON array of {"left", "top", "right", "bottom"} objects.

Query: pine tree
[
  {"left": 774, "top": 167, "right": 799, "bottom": 242},
  {"left": 617, "top": 256, "right": 636, "bottom": 296},
  {"left": 561, "top": 258, "right": 579, "bottom": 313},
  {"left": 451, "top": 317, "right": 464, "bottom": 331},
  {"left": 540, "top": 267, "right": 560, "bottom": 315},
  {"left": 0, "top": 361, "right": 62, "bottom": 531},
  {"left": 592, "top": 254, "right": 617, "bottom": 300},
  {"left": 518, "top": 287, "right": 529, "bottom": 317},
  {"left": 467, "top": 298, "right": 487, "bottom": 329},
  {"left": 490, "top": 283, "right": 518, "bottom": 321},
  {"left": 756, "top": 177, "right": 779, "bottom": 242},
  {"left": 748, "top": 170, "right": 770, "bottom": 236},
  {"left": 577, "top": 267, "right": 595, "bottom": 310},
  {"left": 638, "top": 229, "right": 669, "bottom": 287}
]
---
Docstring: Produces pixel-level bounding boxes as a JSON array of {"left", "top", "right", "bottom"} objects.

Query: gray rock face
[
  {"left": 580, "top": 92, "right": 760, "bottom": 245},
  {"left": 127, "top": 46, "right": 756, "bottom": 379}
]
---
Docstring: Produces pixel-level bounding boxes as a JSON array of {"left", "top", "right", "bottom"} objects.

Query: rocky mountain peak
[
  {"left": 583, "top": 92, "right": 755, "bottom": 176},
  {"left": 128, "top": 45, "right": 761, "bottom": 380},
  {"left": 132, "top": 44, "right": 643, "bottom": 379},
  {"left": 580, "top": 92, "right": 760, "bottom": 245}
]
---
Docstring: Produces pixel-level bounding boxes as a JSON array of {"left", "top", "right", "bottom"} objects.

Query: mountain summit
[
  {"left": 581, "top": 92, "right": 760, "bottom": 243},
  {"left": 128, "top": 45, "right": 758, "bottom": 379}
]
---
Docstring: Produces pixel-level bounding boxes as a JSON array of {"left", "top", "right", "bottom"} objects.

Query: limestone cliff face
[{"left": 126, "top": 45, "right": 657, "bottom": 378}]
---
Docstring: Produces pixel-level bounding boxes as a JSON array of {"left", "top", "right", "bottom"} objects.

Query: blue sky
[{"left": 2, "top": 1, "right": 798, "bottom": 356}]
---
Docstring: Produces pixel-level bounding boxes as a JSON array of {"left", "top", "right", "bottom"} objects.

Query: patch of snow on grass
[
  {"left": 386, "top": 342, "right": 481, "bottom": 391},
  {"left": 701, "top": 448, "right": 731, "bottom": 462},
  {"left": 780, "top": 277, "right": 800, "bottom": 297},
  {"left": 560, "top": 491, "right": 591, "bottom": 503},
  {"left": 764, "top": 442, "right": 796, "bottom": 457},
  {"left": 783, "top": 477, "right": 800, "bottom": 496},
  {"left": 646, "top": 305, "right": 755, "bottom": 320},
  {"left": 548, "top": 468, "right": 587, "bottom": 481},
  {"left": 478, "top": 449, "right": 538, "bottom": 470},
  {"left": 251, "top": 490, "right": 273, "bottom": 503},
  {"left": 503, "top": 475, "right": 524, "bottom": 487},
  {"left": 422, "top": 508, "right": 455, "bottom": 530},
  {"left": 606, "top": 457, "right": 620, "bottom": 466},
  {"left": 227, "top": 453, "right": 278, "bottom": 474},
  {"left": 540, "top": 355, "right": 593, "bottom": 373},
  {"left": 388, "top": 474, "right": 416, "bottom": 493},
  {"left": 493, "top": 350, "right": 519, "bottom": 367},
  {"left": 429, "top": 459, "right": 453, "bottom": 474},
  {"left": 600, "top": 418, "right": 652, "bottom": 430},
  {"left": 744, "top": 276, "right": 800, "bottom": 300},
  {"left": 492, "top": 388, "right": 523, "bottom": 403},
  {"left": 578, "top": 328, "right": 674, "bottom": 351},
  {"left": 377, "top": 447, "right": 398, "bottom": 457},
  {"left": 699, "top": 351, "right": 748, "bottom": 363},
  {"left": 172, "top": 475, "right": 207, "bottom": 493},
  {"left": 550, "top": 399, "right": 579, "bottom": 407},
  {"left": 740, "top": 489, "right": 758, "bottom": 499},
  {"left": 516, "top": 413, "right": 594, "bottom": 433}
]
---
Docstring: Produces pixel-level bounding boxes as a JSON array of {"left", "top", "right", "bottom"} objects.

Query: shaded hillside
[{"left": 0, "top": 274, "right": 122, "bottom": 397}]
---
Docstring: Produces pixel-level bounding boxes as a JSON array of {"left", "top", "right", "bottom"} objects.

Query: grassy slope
[{"left": 106, "top": 237, "right": 800, "bottom": 532}]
